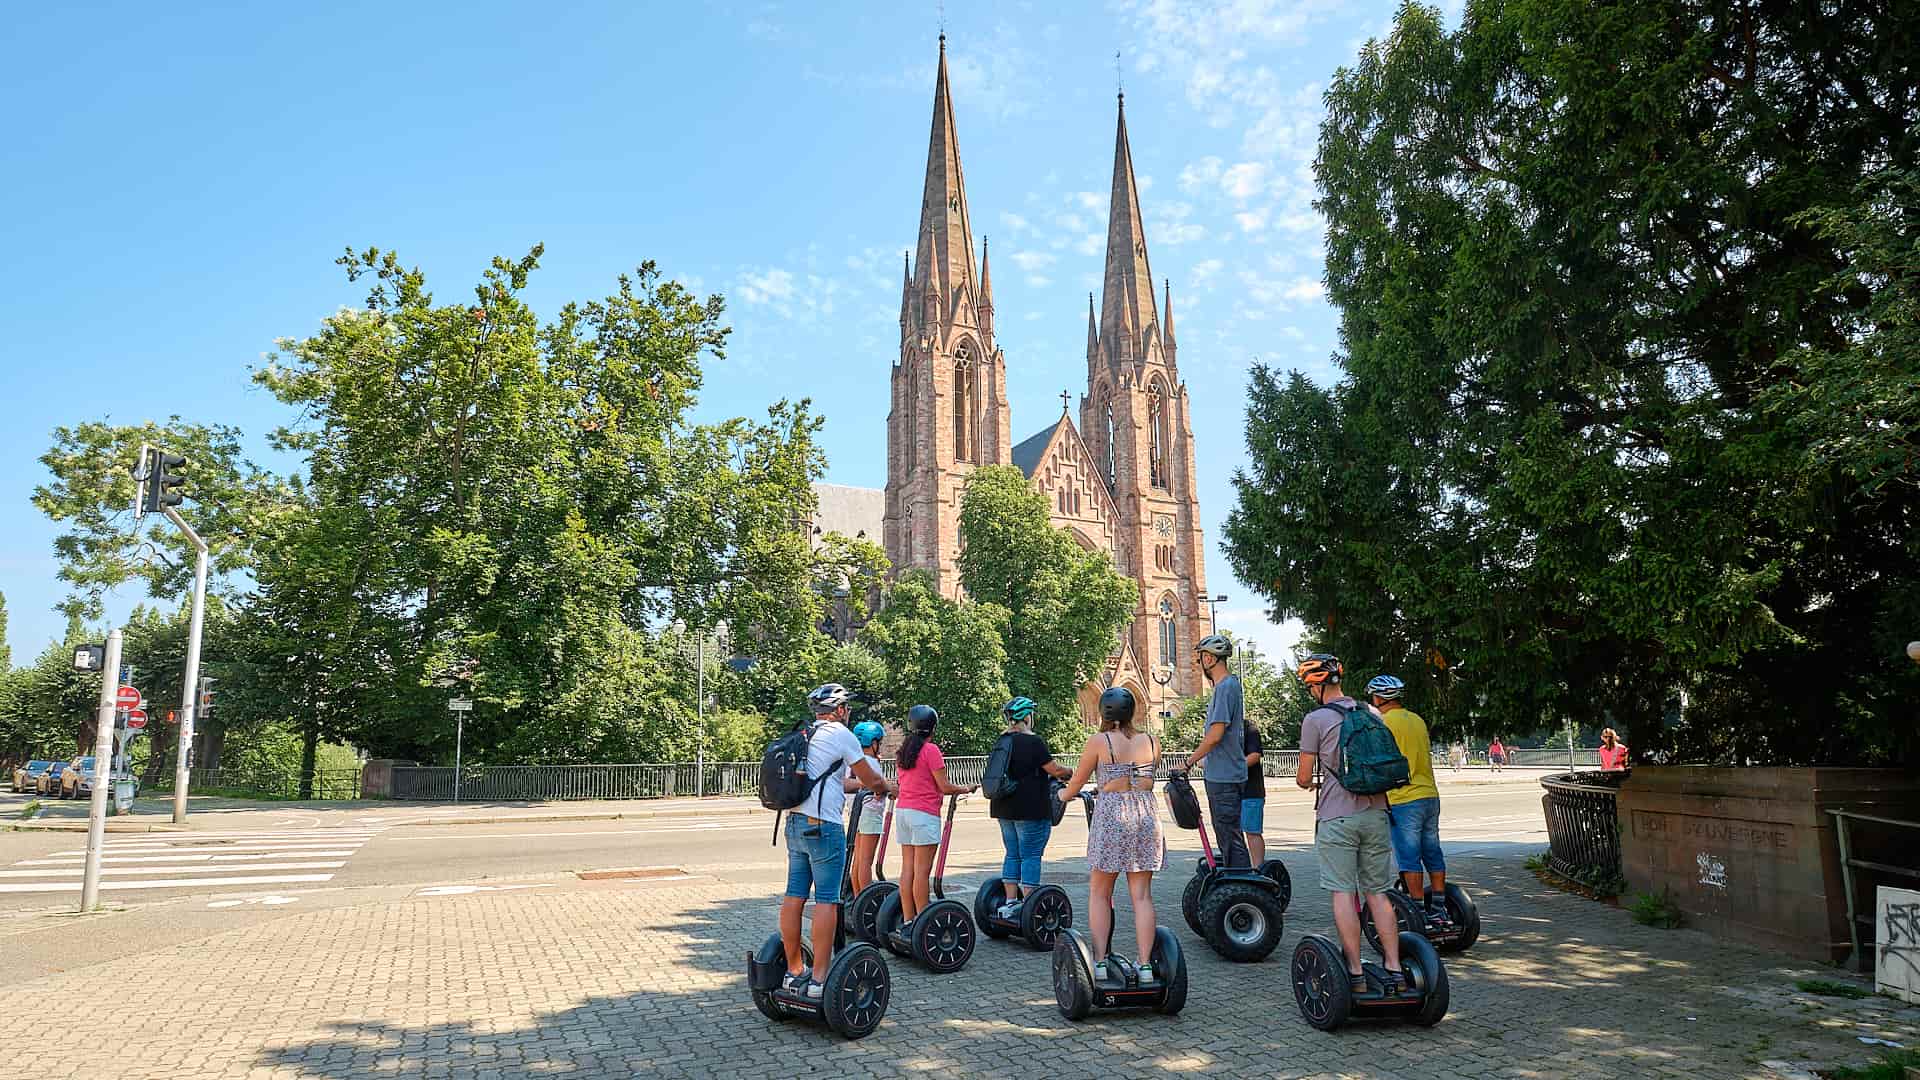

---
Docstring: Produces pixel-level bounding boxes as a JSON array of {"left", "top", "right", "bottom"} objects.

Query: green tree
[
  {"left": 33, "top": 420, "right": 292, "bottom": 619},
  {"left": 1226, "top": 0, "right": 1919, "bottom": 765},
  {"left": 860, "top": 572, "right": 1010, "bottom": 755},
  {"left": 1167, "top": 639, "right": 1304, "bottom": 751},
  {"left": 0, "top": 590, "right": 11, "bottom": 670},
  {"left": 956, "top": 466, "right": 1138, "bottom": 747}
]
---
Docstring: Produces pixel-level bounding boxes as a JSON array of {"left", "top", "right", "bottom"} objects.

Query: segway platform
[
  {"left": 1165, "top": 772, "right": 1287, "bottom": 962},
  {"left": 747, "top": 934, "right": 891, "bottom": 1039},
  {"left": 1361, "top": 881, "right": 1482, "bottom": 954},
  {"left": 1290, "top": 930, "right": 1449, "bottom": 1031},
  {"left": 870, "top": 793, "right": 976, "bottom": 973},
  {"left": 973, "top": 877, "right": 1074, "bottom": 951},
  {"left": 1051, "top": 926, "right": 1187, "bottom": 1020}
]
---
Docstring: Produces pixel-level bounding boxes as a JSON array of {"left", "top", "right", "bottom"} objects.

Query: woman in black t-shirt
[{"left": 988, "top": 697, "right": 1073, "bottom": 920}]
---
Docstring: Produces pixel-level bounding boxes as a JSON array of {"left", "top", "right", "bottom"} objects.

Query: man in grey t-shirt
[
  {"left": 1181, "top": 634, "right": 1249, "bottom": 868},
  {"left": 1293, "top": 653, "right": 1406, "bottom": 996}
]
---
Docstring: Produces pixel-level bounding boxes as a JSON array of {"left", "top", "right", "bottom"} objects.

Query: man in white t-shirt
[{"left": 780, "top": 683, "right": 892, "bottom": 999}]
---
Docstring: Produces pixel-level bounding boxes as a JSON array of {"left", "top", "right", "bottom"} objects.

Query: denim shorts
[
  {"left": 1239, "top": 797, "right": 1266, "bottom": 835},
  {"left": 1387, "top": 797, "right": 1446, "bottom": 874},
  {"left": 895, "top": 807, "right": 941, "bottom": 846},
  {"left": 784, "top": 814, "right": 847, "bottom": 904}
]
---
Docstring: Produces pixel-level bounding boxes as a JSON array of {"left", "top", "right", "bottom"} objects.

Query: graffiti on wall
[
  {"left": 1696, "top": 851, "right": 1727, "bottom": 890},
  {"left": 1878, "top": 887, "right": 1920, "bottom": 1005}
]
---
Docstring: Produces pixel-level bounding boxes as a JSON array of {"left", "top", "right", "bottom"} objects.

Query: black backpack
[
  {"left": 1324, "top": 702, "right": 1411, "bottom": 796},
  {"left": 980, "top": 734, "right": 1019, "bottom": 801},
  {"left": 1164, "top": 771, "right": 1204, "bottom": 830},
  {"left": 760, "top": 717, "right": 829, "bottom": 812}
]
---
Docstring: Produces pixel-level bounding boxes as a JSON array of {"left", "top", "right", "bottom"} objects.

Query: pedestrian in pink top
[
  {"left": 1598, "top": 728, "right": 1630, "bottom": 771},
  {"left": 891, "top": 705, "right": 975, "bottom": 927}
]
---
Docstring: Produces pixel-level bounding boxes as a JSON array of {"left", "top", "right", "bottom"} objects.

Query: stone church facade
[{"left": 865, "top": 37, "right": 1211, "bottom": 727}]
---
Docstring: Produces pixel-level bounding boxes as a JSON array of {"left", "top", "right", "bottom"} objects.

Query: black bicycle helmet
[
  {"left": 1098, "top": 687, "right": 1136, "bottom": 728},
  {"left": 906, "top": 704, "right": 939, "bottom": 734}
]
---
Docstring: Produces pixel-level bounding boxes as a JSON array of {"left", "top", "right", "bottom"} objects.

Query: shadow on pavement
[{"left": 243, "top": 845, "right": 1918, "bottom": 1079}]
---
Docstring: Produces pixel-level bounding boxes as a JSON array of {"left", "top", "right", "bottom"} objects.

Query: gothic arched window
[
  {"left": 1103, "top": 393, "right": 1117, "bottom": 487},
  {"left": 953, "top": 347, "right": 974, "bottom": 462},
  {"left": 1158, "top": 596, "right": 1177, "bottom": 666},
  {"left": 1148, "top": 379, "right": 1169, "bottom": 490}
]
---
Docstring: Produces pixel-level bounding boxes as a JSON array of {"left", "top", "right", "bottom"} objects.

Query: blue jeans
[
  {"left": 1239, "top": 797, "right": 1266, "bottom": 835},
  {"left": 1387, "top": 797, "right": 1445, "bottom": 875},
  {"left": 784, "top": 814, "right": 847, "bottom": 904},
  {"left": 999, "top": 817, "right": 1052, "bottom": 889}
]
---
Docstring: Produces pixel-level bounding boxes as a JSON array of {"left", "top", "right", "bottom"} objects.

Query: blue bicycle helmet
[
  {"left": 852, "top": 720, "right": 885, "bottom": 747},
  {"left": 1366, "top": 674, "right": 1405, "bottom": 700},
  {"left": 1001, "top": 696, "right": 1037, "bottom": 724}
]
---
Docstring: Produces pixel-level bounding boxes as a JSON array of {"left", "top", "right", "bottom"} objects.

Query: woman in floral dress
[{"left": 1058, "top": 686, "right": 1166, "bottom": 983}]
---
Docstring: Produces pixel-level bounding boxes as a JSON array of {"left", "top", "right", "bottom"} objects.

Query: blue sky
[{"left": 1, "top": 0, "right": 1451, "bottom": 666}]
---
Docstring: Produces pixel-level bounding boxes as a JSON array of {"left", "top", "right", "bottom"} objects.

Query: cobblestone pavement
[{"left": 0, "top": 849, "right": 1912, "bottom": 1079}]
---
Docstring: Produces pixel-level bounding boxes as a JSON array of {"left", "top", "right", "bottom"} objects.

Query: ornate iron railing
[{"left": 1540, "top": 770, "right": 1629, "bottom": 882}]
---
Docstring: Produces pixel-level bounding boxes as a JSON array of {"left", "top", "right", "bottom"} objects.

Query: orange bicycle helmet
[{"left": 1296, "top": 653, "right": 1343, "bottom": 685}]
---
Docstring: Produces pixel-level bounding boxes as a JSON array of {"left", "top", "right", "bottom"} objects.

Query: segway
[
  {"left": 873, "top": 794, "right": 976, "bottom": 972},
  {"left": 974, "top": 779, "right": 1075, "bottom": 951},
  {"left": 746, "top": 795, "right": 892, "bottom": 1039},
  {"left": 846, "top": 794, "right": 897, "bottom": 945},
  {"left": 1051, "top": 790, "right": 1187, "bottom": 1020},
  {"left": 1361, "top": 880, "right": 1482, "bottom": 955},
  {"left": 1166, "top": 771, "right": 1288, "bottom": 962},
  {"left": 1290, "top": 928, "right": 1449, "bottom": 1031}
]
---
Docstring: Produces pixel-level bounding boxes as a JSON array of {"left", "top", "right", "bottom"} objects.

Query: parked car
[
  {"left": 77, "top": 770, "right": 137, "bottom": 801},
  {"left": 56, "top": 757, "right": 97, "bottom": 799},
  {"left": 12, "top": 759, "right": 57, "bottom": 793},
  {"left": 36, "top": 758, "right": 81, "bottom": 798}
]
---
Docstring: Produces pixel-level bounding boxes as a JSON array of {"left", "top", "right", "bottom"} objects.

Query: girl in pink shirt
[
  {"left": 892, "top": 705, "right": 975, "bottom": 926},
  {"left": 1598, "top": 728, "right": 1630, "bottom": 771}
]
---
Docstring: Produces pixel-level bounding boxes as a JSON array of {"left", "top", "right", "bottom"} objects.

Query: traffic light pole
[
  {"left": 82, "top": 629, "right": 124, "bottom": 912},
  {"left": 164, "top": 508, "right": 209, "bottom": 825}
]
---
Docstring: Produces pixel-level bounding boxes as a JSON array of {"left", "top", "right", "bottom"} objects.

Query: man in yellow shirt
[{"left": 1367, "top": 675, "right": 1449, "bottom": 925}]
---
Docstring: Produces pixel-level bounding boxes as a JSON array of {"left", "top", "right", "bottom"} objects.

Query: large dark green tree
[
  {"left": 860, "top": 572, "right": 1010, "bottom": 755},
  {"left": 1225, "top": 0, "right": 1918, "bottom": 764}
]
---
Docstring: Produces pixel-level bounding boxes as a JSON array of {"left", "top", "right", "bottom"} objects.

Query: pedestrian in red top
[
  {"left": 1598, "top": 728, "right": 1630, "bottom": 771},
  {"left": 1487, "top": 737, "right": 1507, "bottom": 773}
]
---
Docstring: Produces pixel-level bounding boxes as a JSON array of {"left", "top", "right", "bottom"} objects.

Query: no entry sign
[
  {"left": 116, "top": 686, "right": 142, "bottom": 710},
  {"left": 125, "top": 709, "right": 148, "bottom": 729}
]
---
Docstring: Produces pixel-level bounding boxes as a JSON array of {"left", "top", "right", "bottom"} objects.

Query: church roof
[
  {"left": 1011, "top": 419, "right": 1064, "bottom": 480},
  {"left": 811, "top": 483, "right": 885, "bottom": 543}
]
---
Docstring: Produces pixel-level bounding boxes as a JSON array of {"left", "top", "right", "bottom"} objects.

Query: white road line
[
  {"left": 0, "top": 862, "right": 347, "bottom": 878},
  {"left": 0, "top": 874, "right": 336, "bottom": 894},
  {"left": 17, "top": 851, "right": 360, "bottom": 866},
  {"left": 73, "top": 842, "right": 371, "bottom": 855}
]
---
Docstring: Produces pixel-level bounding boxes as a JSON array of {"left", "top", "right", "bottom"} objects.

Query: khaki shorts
[{"left": 1315, "top": 808, "right": 1395, "bottom": 894}]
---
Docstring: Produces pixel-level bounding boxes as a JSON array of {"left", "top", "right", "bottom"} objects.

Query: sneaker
[
  {"left": 997, "top": 900, "right": 1022, "bottom": 921},
  {"left": 782, "top": 971, "right": 808, "bottom": 993},
  {"left": 1092, "top": 960, "right": 1109, "bottom": 983},
  {"left": 804, "top": 979, "right": 825, "bottom": 1001},
  {"left": 1136, "top": 962, "right": 1156, "bottom": 985},
  {"left": 1380, "top": 969, "right": 1408, "bottom": 996},
  {"left": 1349, "top": 972, "right": 1369, "bottom": 996}
]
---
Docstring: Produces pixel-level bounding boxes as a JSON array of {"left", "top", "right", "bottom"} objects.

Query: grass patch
[
  {"left": 1825, "top": 1048, "right": 1920, "bottom": 1080},
  {"left": 19, "top": 800, "right": 41, "bottom": 820},
  {"left": 1629, "top": 888, "right": 1685, "bottom": 929},
  {"left": 1524, "top": 852, "right": 1549, "bottom": 871},
  {"left": 1796, "top": 977, "right": 1872, "bottom": 1000}
]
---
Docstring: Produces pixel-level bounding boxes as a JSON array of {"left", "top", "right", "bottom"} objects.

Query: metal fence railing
[
  {"left": 150, "top": 767, "right": 363, "bottom": 801},
  {"left": 1540, "top": 770, "right": 1630, "bottom": 883}
]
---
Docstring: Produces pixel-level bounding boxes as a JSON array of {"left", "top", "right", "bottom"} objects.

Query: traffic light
[{"left": 141, "top": 449, "right": 187, "bottom": 513}]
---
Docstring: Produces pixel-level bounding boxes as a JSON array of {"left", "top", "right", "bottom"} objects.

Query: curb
[{"left": 5, "top": 821, "right": 189, "bottom": 833}]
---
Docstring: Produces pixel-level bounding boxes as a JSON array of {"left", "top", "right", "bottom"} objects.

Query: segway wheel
[
  {"left": 1181, "top": 872, "right": 1205, "bottom": 937},
  {"left": 1258, "top": 859, "right": 1293, "bottom": 910},
  {"left": 1198, "top": 880, "right": 1284, "bottom": 963},
  {"left": 1150, "top": 927, "right": 1187, "bottom": 1015},
  {"left": 1051, "top": 934, "right": 1094, "bottom": 1021},
  {"left": 1290, "top": 935, "right": 1353, "bottom": 1032},
  {"left": 1441, "top": 883, "right": 1481, "bottom": 953},
  {"left": 821, "top": 942, "right": 891, "bottom": 1039},
  {"left": 911, "top": 899, "right": 975, "bottom": 973},
  {"left": 973, "top": 877, "right": 1012, "bottom": 940},
  {"left": 1360, "top": 888, "right": 1422, "bottom": 957},
  {"left": 750, "top": 935, "right": 809, "bottom": 1022},
  {"left": 874, "top": 891, "right": 911, "bottom": 958},
  {"left": 1398, "top": 930, "right": 1450, "bottom": 1026},
  {"left": 849, "top": 882, "right": 896, "bottom": 945},
  {"left": 1020, "top": 885, "right": 1073, "bottom": 952}
]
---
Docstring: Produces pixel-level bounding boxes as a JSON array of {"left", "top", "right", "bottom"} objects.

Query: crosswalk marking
[{"left": 0, "top": 827, "right": 383, "bottom": 895}]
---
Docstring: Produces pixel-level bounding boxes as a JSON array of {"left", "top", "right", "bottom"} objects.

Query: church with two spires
[{"left": 832, "top": 37, "right": 1211, "bottom": 725}]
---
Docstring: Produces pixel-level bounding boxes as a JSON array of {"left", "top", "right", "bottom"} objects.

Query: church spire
[
  {"left": 911, "top": 35, "right": 978, "bottom": 318},
  {"left": 1098, "top": 92, "right": 1157, "bottom": 367},
  {"left": 899, "top": 250, "right": 913, "bottom": 334},
  {"left": 1085, "top": 291, "right": 1098, "bottom": 360},
  {"left": 977, "top": 238, "right": 995, "bottom": 339}
]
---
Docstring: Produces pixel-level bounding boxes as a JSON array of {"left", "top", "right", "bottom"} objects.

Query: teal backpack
[{"left": 1325, "top": 702, "right": 1411, "bottom": 796}]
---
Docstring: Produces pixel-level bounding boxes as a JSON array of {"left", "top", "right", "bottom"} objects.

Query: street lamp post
[{"left": 1201, "top": 594, "right": 1228, "bottom": 637}]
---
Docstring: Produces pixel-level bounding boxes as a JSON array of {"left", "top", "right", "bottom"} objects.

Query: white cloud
[
  {"left": 736, "top": 268, "right": 795, "bottom": 305},
  {"left": 1235, "top": 208, "right": 1270, "bottom": 233},
  {"left": 1076, "top": 233, "right": 1104, "bottom": 256},
  {"left": 1161, "top": 221, "right": 1205, "bottom": 245},
  {"left": 1221, "top": 161, "right": 1269, "bottom": 200},
  {"left": 1281, "top": 278, "right": 1324, "bottom": 302},
  {"left": 1074, "top": 191, "right": 1104, "bottom": 211},
  {"left": 1027, "top": 274, "right": 1053, "bottom": 288},
  {"left": 1179, "top": 156, "right": 1224, "bottom": 192},
  {"left": 1010, "top": 250, "right": 1056, "bottom": 272},
  {"left": 1055, "top": 213, "right": 1088, "bottom": 233},
  {"left": 1281, "top": 325, "right": 1306, "bottom": 340},
  {"left": 1001, "top": 211, "right": 1031, "bottom": 232},
  {"left": 1238, "top": 270, "right": 1325, "bottom": 312},
  {"left": 1190, "top": 258, "right": 1225, "bottom": 288}
]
